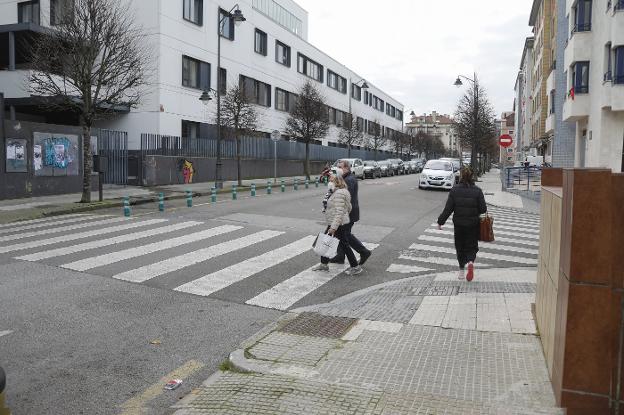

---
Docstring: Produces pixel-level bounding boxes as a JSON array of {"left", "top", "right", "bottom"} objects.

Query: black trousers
[
  {"left": 332, "top": 222, "right": 368, "bottom": 260},
  {"left": 454, "top": 224, "right": 480, "bottom": 269},
  {"left": 321, "top": 225, "right": 358, "bottom": 268}
]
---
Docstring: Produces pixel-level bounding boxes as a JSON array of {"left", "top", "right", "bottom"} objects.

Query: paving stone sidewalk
[{"left": 170, "top": 268, "right": 563, "bottom": 415}]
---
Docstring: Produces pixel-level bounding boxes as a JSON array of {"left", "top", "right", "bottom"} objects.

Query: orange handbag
[{"left": 479, "top": 214, "right": 495, "bottom": 242}]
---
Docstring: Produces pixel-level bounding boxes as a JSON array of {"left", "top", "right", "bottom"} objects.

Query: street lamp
[
  {"left": 454, "top": 72, "right": 479, "bottom": 173},
  {"left": 207, "top": 4, "right": 246, "bottom": 189}
]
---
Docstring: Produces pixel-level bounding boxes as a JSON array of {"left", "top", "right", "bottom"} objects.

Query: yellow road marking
[{"left": 119, "top": 360, "right": 204, "bottom": 415}]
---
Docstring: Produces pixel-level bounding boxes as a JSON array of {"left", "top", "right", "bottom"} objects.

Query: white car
[
  {"left": 419, "top": 160, "right": 455, "bottom": 190},
  {"left": 331, "top": 158, "right": 365, "bottom": 179}
]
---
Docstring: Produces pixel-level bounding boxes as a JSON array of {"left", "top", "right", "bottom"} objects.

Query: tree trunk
[
  {"left": 304, "top": 141, "right": 310, "bottom": 179},
  {"left": 80, "top": 123, "right": 92, "bottom": 203},
  {"left": 236, "top": 132, "right": 242, "bottom": 186}
]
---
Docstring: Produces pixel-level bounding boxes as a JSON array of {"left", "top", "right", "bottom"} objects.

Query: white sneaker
[
  {"left": 457, "top": 269, "right": 465, "bottom": 280},
  {"left": 312, "top": 263, "right": 329, "bottom": 272},
  {"left": 345, "top": 266, "right": 363, "bottom": 275}
]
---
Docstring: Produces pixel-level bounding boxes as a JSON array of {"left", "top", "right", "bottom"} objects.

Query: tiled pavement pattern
[
  {"left": 247, "top": 331, "right": 342, "bottom": 367},
  {"left": 278, "top": 312, "right": 356, "bottom": 338}
]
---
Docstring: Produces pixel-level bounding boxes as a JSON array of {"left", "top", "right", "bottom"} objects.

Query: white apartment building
[
  {"left": 514, "top": 37, "right": 535, "bottom": 160},
  {"left": 562, "top": 0, "right": 624, "bottom": 171},
  {"left": 0, "top": 0, "right": 404, "bottom": 150}
]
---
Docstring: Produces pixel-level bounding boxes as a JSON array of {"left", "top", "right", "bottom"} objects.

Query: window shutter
[{"left": 200, "top": 62, "right": 210, "bottom": 91}]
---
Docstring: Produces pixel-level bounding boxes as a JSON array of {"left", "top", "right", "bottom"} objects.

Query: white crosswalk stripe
[
  {"left": 0, "top": 219, "right": 161, "bottom": 254},
  {"left": 0, "top": 214, "right": 92, "bottom": 229},
  {"left": 0, "top": 217, "right": 128, "bottom": 243},
  {"left": 112, "top": 230, "right": 284, "bottom": 283},
  {"left": 0, "top": 215, "right": 101, "bottom": 235},
  {"left": 418, "top": 235, "right": 539, "bottom": 255},
  {"left": 409, "top": 243, "right": 536, "bottom": 265},
  {"left": 175, "top": 236, "right": 316, "bottom": 297},
  {"left": 436, "top": 222, "right": 540, "bottom": 234},
  {"left": 62, "top": 225, "right": 242, "bottom": 271},
  {"left": 425, "top": 227, "right": 539, "bottom": 242},
  {"left": 16, "top": 221, "right": 199, "bottom": 261},
  {"left": 398, "top": 254, "right": 494, "bottom": 268},
  {"left": 386, "top": 264, "right": 433, "bottom": 274},
  {"left": 246, "top": 243, "right": 378, "bottom": 311}
]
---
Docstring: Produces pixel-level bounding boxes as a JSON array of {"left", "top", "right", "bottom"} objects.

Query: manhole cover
[{"left": 278, "top": 312, "right": 357, "bottom": 338}]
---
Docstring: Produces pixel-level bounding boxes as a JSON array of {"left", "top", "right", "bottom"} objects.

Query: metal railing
[
  {"left": 140, "top": 134, "right": 394, "bottom": 162},
  {"left": 503, "top": 166, "right": 542, "bottom": 196}
]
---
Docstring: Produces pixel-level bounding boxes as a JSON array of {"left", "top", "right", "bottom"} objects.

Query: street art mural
[
  {"left": 177, "top": 158, "right": 195, "bottom": 184},
  {"left": 33, "top": 133, "right": 80, "bottom": 176}
]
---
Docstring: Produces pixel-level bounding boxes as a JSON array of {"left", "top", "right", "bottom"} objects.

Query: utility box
[{"left": 93, "top": 155, "right": 108, "bottom": 173}]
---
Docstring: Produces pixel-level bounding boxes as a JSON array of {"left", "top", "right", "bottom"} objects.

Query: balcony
[
  {"left": 564, "top": 30, "right": 592, "bottom": 68},
  {"left": 611, "top": 84, "right": 624, "bottom": 112},
  {"left": 613, "top": 9, "right": 624, "bottom": 46},
  {"left": 601, "top": 81, "right": 613, "bottom": 109},
  {"left": 563, "top": 91, "right": 590, "bottom": 121}
]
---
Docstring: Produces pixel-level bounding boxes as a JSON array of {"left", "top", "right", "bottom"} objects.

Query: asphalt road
[{"left": 0, "top": 172, "right": 539, "bottom": 414}]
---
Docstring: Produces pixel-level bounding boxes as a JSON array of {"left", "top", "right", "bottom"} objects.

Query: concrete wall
[
  {"left": 142, "top": 155, "right": 327, "bottom": 186},
  {"left": 0, "top": 120, "right": 98, "bottom": 200}
]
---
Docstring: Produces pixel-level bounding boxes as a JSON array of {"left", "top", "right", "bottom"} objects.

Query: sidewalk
[
  {"left": 479, "top": 169, "right": 540, "bottom": 214},
  {"left": 0, "top": 175, "right": 310, "bottom": 224},
  {"left": 171, "top": 268, "right": 562, "bottom": 415}
]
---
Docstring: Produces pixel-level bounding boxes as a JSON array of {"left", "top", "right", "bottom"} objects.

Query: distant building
[
  {"left": 405, "top": 111, "right": 458, "bottom": 156},
  {"left": 498, "top": 112, "right": 516, "bottom": 164}
]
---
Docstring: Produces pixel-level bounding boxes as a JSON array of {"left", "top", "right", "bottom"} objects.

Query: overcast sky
[{"left": 295, "top": 0, "right": 534, "bottom": 120}]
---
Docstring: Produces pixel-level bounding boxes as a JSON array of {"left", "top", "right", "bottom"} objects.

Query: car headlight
[{"left": 447, "top": 174, "right": 454, "bottom": 180}]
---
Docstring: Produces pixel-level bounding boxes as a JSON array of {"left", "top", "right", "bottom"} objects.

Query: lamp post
[
  {"left": 454, "top": 72, "right": 479, "bottom": 174},
  {"left": 200, "top": 5, "right": 246, "bottom": 189}
]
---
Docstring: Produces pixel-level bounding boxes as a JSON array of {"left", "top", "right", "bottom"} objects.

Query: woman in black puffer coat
[{"left": 437, "top": 168, "right": 487, "bottom": 281}]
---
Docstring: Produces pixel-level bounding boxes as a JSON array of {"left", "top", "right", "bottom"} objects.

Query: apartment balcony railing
[
  {"left": 604, "top": 71, "right": 613, "bottom": 82},
  {"left": 571, "top": 23, "right": 592, "bottom": 35},
  {"left": 575, "top": 85, "right": 589, "bottom": 94}
]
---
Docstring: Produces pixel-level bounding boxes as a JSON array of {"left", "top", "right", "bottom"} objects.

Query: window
[
  {"left": 604, "top": 43, "right": 613, "bottom": 82},
  {"left": 572, "top": 0, "right": 592, "bottom": 33},
  {"left": 328, "top": 107, "right": 336, "bottom": 124},
  {"left": 297, "top": 53, "right": 323, "bottom": 82},
  {"left": 351, "top": 84, "right": 361, "bottom": 101},
  {"left": 183, "top": 0, "right": 202, "bottom": 25},
  {"left": 363, "top": 91, "right": 369, "bottom": 105},
  {"left": 50, "top": 0, "right": 71, "bottom": 26},
  {"left": 275, "top": 88, "right": 296, "bottom": 112},
  {"left": 254, "top": 29, "right": 267, "bottom": 56},
  {"left": 240, "top": 75, "right": 271, "bottom": 107},
  {"left": 356, "top": 117, "right": 364, "bottom": 132},
  {"left": 372, "top": 96, "right": 384, "bottom": 112},
  {"left": 219, "top": 8, "right": 235, "bottom": 40},
  {"left": 218, "top": 67, "right": 227, "bottom": 95},
  {"left": 327, "top": 70, "right": 346, "bottom": 93},
  {"left": 549, "top": 90, "right": 556, "bottom": 114},
  {"left": 182, "top": 55, "right": 210, "bottom": 90},
  {"left": 396, "top": 110, "right": 403, "bottom": 121},
  {"left": 275, "top": 40, "right": 291, "bottom": 67},
  {"left": 18, "top": 1, "right": 39, "bottom": 24},
  {"left": 251, "top": 0, "right": 303, "bottom": 37},
  {"left": 336, "top": 110, "right": 345, "bottom": 127},
  {"left": 615, "top": 47, "right": 624, "bottom": 84},
  {"left": 572, "top": 61, "right": 590, "bottom": 93},
  {"left": 182, "top": 120, "right": 200, "bottom": 139}
]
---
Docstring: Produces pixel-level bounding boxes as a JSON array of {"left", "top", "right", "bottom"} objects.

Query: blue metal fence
[
  {"left": 503, "top": 166, "right": 542, "bottom": 199},
  {"left": 140, "top": 134, "right": 393, "bottom": 162}
]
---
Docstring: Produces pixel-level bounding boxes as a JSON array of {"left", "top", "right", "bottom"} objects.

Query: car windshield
[{"left": 425, "top": 161, "right": 452, "bottom": 171}]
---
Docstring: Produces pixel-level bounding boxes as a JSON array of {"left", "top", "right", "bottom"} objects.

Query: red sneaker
[{"left": 466, "top": 262, "right": 474, "bottom": 282}]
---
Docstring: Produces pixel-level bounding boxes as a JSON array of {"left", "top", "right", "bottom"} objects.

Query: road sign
[
  {"left": 499, "top": 134, "right": 513, "bottom": 148},
  {"left": 271, "top": 130, "right": 281, "bottom": 142}
]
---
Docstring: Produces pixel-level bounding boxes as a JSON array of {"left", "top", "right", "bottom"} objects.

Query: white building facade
[
  {"left": 405, "top": 111, "right": 458, "bottom": 156},
  {"left": 0, "top": 0, "right": 404, "bottom": 150},
  {"left": 562, "top": 0, "right": 624, "bottom": 171},
  {"left": 514, "top": 37, "right": 535, "bottom": 161}
]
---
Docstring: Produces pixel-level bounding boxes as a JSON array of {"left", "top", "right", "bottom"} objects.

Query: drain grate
[{"left": 278, "top": 312, "right": 357, "bottom": 339}]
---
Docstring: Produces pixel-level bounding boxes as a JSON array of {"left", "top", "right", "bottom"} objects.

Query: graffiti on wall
[
  {"left": 33, "top": 133, "right": 80, "bottom": 176},
  {"left": 177, "top": 158, "right": 195, "bottom": 184}
]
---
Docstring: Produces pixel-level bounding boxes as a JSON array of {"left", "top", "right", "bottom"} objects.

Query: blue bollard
[
  {"left": 294, "top": 178, "right": 299, "bottom": 191},
  {"left": 305, "top": 178, "right": 309, "bottom": 189},
  {"left": 315, "top": 177, "right": 319, "bottom": 188},
  {"left": 123, "top": 196, "right": 131, "bottom": 217},
  {"left": 251, "top": 183, "right": 256, "bottom": 197},
  {"left": 211, "top": 187, "right": 217, "bottom": 203},
  {"left": 232, "top": 185, "right": 237, "bottom": 200},
  {"left": 267, "top": 181, "right": 272, "bottom": 195},
  {"left": 281, "top": 180, "right": 285, "bottom": 193},
  {"left": 186, "top": 190, "right": 193, "bottom": 207},
  {"left": 158, "top": 193, "right": 165, "bottom": 212}
]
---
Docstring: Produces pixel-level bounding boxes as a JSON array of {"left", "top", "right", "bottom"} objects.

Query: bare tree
[
  {"left": 453, "top": 75, "right": 497, "bottom": 175},
  {"left": 363, "top": 120, "right": 387, "bottom": 161},
  {"left": 218, "top": 84, "right": 259, "bottom": 186},
  {"left": 412, "top": 131, "right": 446, "bottom": 160},
  {"left": 285, "top": 81, "right": 329, "bottom": 179},
  {"left": 338, "top": 113, "right": 363, "bottom": 157},
  {"left": 29, "top": 0, "right": 150, "bottom": 202}
]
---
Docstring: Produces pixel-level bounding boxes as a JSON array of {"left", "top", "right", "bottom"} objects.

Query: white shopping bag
[{"left": 312, "top": 232, "right": 340, "bottom": 258}]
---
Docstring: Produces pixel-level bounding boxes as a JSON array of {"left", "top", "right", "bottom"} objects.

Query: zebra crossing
[
  {"left": 2, "top": 214, "right": 372, "bottom": 311},
  {"left": 387, "top": 205, "right": 541, "bottom": 274}
]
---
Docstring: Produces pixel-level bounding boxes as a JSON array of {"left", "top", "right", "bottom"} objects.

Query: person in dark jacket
[
  {"left": 330, "top": 160, "right": 372, "bottom": 266},
  {"left": 437, "top": 167, "right": 487, "bottom": 281}
]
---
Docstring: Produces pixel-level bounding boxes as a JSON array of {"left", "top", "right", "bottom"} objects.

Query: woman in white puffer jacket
[{"left": 312, "top": 173, "right": 361, "bottom": 275}]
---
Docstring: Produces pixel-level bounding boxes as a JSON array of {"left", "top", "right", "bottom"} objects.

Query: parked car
[
  {"left": 439, "top": 158, "right": 462, "bottom": 184},
  {"left": 363, "top": 161, "right": 381, "bottom": 178},
  {"left": 331, "top": 158, "right": 365, "bottom": 179},
  {"left": 386, "top": 159, "right": 405, "bottom": 175},
  {"left": 410, "top": 159, "right": 425, "bottom": 173},
  {"left": 377, "top": 160, "right": 393, "bottom": 177},
  {"left": 406, "top": 160, "right": 420, "bottom": 174},
  {"left": 419, "top": 160, "right": 455, "bottom": 190}
]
